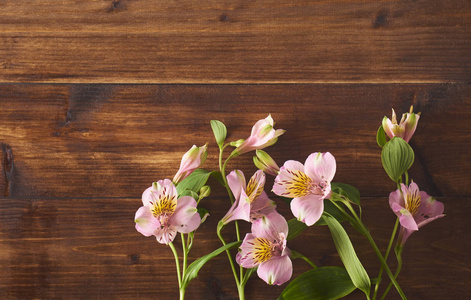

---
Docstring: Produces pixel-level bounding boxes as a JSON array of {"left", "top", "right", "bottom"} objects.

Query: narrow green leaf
[
  {"left": 376, "top": 125, "right": 387, "bottom": 147},
  {"left": 278, "top": 266, "right": 356, "bottom": 300},
  {"left": 176, "top": 169, "right": 212, "bottom": 197},
  {"left": 210, "top": 120, "right": 227, "bottom": 148},
  {"left": 323, "top": 215, "right": 371, "bottom": 296},
  {"left": 181, "top": 241, "right": 241, "bottom": 290},
  {"left": 331, "top": 183, "right": 361, "bottom": 205},
  {"left": 287, "top": 219, "right": 308, "bottom": 240},
  {"left": 381, "top": 137, "right": 415, "bottom": 182}
]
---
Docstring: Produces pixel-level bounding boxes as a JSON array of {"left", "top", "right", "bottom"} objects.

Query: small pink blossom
[
  {"left": 173, "top": 144, "right": 208, "bottom": 184},
  {"left": 273, "top": 152, "right": 336, "bottom": 226},
  {"left": 382, "top": 106, "right": 420, "bottom": 143},
  {"left": 234, "top": 115, "right": 285, "bottom": 155},
  {"left": 135, "top": 179, "right": 201, "bottom": 244},
  {"left": 389, "top": 182, "right": 445, "bottom": 245},
  {"left": 221, "top": 170, "right": 276, "bottom": 225},
  {"left": 237, "top": 212, "right": 292, "bottom": 285}
]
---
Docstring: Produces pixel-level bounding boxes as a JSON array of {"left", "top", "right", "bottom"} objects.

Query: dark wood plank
[
  {"left": 0, "top": 0, "right": 470, "bottom": 83},
  {"left": 0, "top": 84, "right": 469, "bottom": 198},
  {"left": 0, "top": 196, "right": 468, "bottom": 299}
]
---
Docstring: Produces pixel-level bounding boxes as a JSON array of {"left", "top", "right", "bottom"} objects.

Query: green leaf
[
  {"left": 381, "top": 137, "right": 415, "bottom": 182},
  {"left": 314, "top": 200, "right": 348, "bottom": 226},
  {"left": 287, "top": 219, "right": 308, "bottom": 240},
  {"left": 210, "top": 120, "right": 227, "bottom": 148},
  {"left": 210, "top": 171, "right": 225, "bottom": 186},
  {"left": 181, "top": 241, "right": 241, "bottom": 290},
  {"left": 179, "top": 189, "right": 199, "bottom": 199},
  {"left": 323, "top": 214, "right": 371, "bottom": 296},
  {"left": 331, "top": 183, "right": 361, "bottom": 205},
  {"left": 376, "top": 125, "right": 387, "bottom": 147},
  {"left": 278, "top": 266, "right": 356, "bottom": 300},
  {"left": 176, "top": 169, "right": 212, "bottom": 197}
]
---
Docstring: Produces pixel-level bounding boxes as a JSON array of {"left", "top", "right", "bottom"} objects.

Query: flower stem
[
  {"left": 380, "top": 246, "right": 404, "bottom": 300},
  {"left": 169, "top": 242, "right": 182, "bottom": 289},
  {"left": 372, "top": 218, "right": 399, "bottom": 300},
  {"left": 347, "top": 207, "right": 406, "bottom": 300},
  {"left": 217, "top": 224, "right": 240, "bottom": 287}
]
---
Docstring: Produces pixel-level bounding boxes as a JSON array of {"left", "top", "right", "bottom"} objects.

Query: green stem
[
  {"left": 237, "top": 283, "right": 246, "bottom": 300},
  {"left": 181, "top": 233, "right": 188, "bottom": 276},
  {"left": 372, "top": 218, "right": 399, "bottom": 300},
  {"left": 169, "top": 242, "right": 182, "bottom": 289},
  {"left": 217, "top": 225, "right": 240, "bottom": 287},
  {"left": 351, "top": 213, "right": 406, "bottom": 299},
  {"left": 380, "top": 246, "right": 403, "bottom": 300}
]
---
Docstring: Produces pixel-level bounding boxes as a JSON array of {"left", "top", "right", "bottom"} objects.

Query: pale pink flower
[
  {"left": 382, "top": 106, "right": 420, "bottom": 143},
  {"left": 389, "top": 182, "right": 445, "bottom": 245},
  {"left": 135, "top": 179, "right": 201, "bottom": 244},
  {"left": 234, "top": 115, "right": 285, "bottom": 155},
  {"left": 221, "top": 170, "right": 276, "bottom": 225},
  {"left": 173, "top": 144, "right": 208, "bottom": 184},
  {"left": 237, "top": 212, "right": 292, "bottom": 285},
  {"left": 273, "top": 152, "right": 336, "bottom": 226}
]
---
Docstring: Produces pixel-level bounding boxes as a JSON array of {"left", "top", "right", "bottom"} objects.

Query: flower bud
[
  {"left": 253, "top": 150, "right": 280, "bottom": 176},
  {"left": 173, "top": 144, "right": 208, "bottom": 184}
]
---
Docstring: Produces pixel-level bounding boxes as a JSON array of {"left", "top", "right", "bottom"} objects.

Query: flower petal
[
  {"left": 221, "top": 192, "right": 251, "bottom": 224},
  {"left": 252, "top": 211, "right": 288, "bottom": 240},
  {"left": 237, "top": 233, "right": 261, "bottom": 269},
  {"left": 304, "top": 152, "right": 336, "bottom": 184},
  {"left": 257, "top": 255, "right": 292, "bottom": 285},
  {"left": 250, "top": 191, "right": 276, "bottom": 220},
  {"left": 290, "top": 194, "right": 324, "bottom": 226},
  {"left": 154, "top": 225, "right": 178, "bottom": 244},
  {"left": 394, "top": 205, "right": 418, "bottom": 231},
  {"left": 416, "top": 193, "right": 445, "bottom": 228},
  {"left": 170, "top": 196, "right": 201, "bottom": 233},
  {"left": 389, "top": 189, "right": 405, "bottom": 209},
  {"left": 227, "top": 170, "right": 246, "bottom": 201},
  {"left": 134, "top": 206, "right": 159, "bottom": 237}
]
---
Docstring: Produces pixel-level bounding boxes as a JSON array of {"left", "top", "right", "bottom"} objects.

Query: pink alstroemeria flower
[
  {"left": 237, "top": 212, "right": 292, "bottom": 285},
  {"left": 234, "top": 115, "right": 285, "bottom": 155},
  {"left": 389, "top": 182, "right": 445, "bottom": 245},
  {"left": 273, "top": 152, "right": 336, "bottom": 226},
  {"left": 173, "top": 144, "right": 208, "bottom": 184},
  {"left": 221, "top": 170, "right": 276, "bottom": 225},
  {"left": 135, "top": 179, "right": 201, "bottom": 244},
  {"left": 382, "top": 106, "right": 420, "bottom": 143}
]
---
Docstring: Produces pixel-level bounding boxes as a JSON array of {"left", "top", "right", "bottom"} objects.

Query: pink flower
[
  {"left": 389, "top": 182, "right": 445, "bottom": 245},
  {"left": 382, "top": 106, "right": 420, "bottom": 143},
  {"left": 273, "top": 152, "right": 336, "bottom": 226},
  {"left": 135, "top": 179, "right": 201, "bottom": 244},
  {"left": 221, "top": 170, "right": 276, "bottom": 225},
  {"left": 234, "top": 115, "right": 285, "bottom": 155},
  {"left": 237, "top": 212, "right": 292, "bottom": 285},
  {"left": 173, "top": 144, "right": 208, "bottom": 184}
]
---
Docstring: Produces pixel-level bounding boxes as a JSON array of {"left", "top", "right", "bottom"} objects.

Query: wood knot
[
  {"left": 219, "top": 13, "right": 230, "bottom": 22},
  {"left": 108, "top": 0, "right": 126, "bottom": 13},
  {"left": 373, "top": 10, "right": 389, "bottom": 29}
]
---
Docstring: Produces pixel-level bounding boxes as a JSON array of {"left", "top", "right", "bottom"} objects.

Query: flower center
[
  {"left": 150, "top": 191, "right": 177, "bottom": 225},
  {"left": 405, "top": 189, "right": 421, "bottom": 216},
  {"left": 252, "top": 238, "right": 275, "bottom": 264},
  {"left": 277, "top": 170, "right": 313, "bottom": 198}
]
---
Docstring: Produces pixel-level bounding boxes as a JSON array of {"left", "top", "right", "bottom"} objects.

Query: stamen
[
  {"left": 278, "top": 170, "right": 313, "bottom": 198},
  {"left": 252, "top": 238, "right": 274, "bottom": 264},
  {"left": 405, "top": 189, "right": 421, "bottom": 216}
]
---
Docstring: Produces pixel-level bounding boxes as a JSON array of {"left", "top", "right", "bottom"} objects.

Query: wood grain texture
[
  {"left": 0, "top": 0, "right": 470, "bottom": 83},
  {"left": 0, "top": 195, "right": 468, "bottom": 299},
  {"left": 0, "top": 84, "right": 469, "bottom": 199}
]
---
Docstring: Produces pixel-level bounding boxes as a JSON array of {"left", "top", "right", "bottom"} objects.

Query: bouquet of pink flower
[{"left": 134, "top": 110, "right": 444, "bottom": 300}]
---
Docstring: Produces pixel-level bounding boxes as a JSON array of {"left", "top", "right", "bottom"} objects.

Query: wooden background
[{"left": 0, "top": 1, "right": 470, "bottom": 299}]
